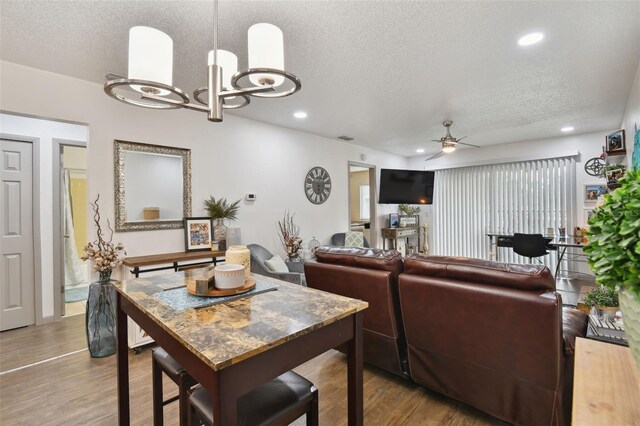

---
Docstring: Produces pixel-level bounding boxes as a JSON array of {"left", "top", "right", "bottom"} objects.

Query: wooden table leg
[
  {"left": 347, "top": 312, "right": 363, "bottom": 426},
  {"left": 117, "top": 293, "right": 130, "bottom": 425},
  {"left": 198, "top": 372, "right": 224, "bottom": 425}
]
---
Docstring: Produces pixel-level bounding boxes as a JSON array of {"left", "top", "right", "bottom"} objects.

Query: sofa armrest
[{"left": 562, "top": 307, "right": 588, "bottom": 355}]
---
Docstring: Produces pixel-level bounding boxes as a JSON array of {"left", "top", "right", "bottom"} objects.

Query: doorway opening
[
  {"left": 348, "top": 162, "right": 377, "bottom": 248},
  {"left": 54, "top": 142, "right": 89, "bottom": 317}
]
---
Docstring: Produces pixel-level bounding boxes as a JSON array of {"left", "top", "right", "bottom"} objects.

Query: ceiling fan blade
[
  {"left": 456, "top": 136, "right": 468, "bottom": 141},
  {"left": 458, "top": 141, "right": 480, "bottom": 148},
  {"left": 424, "top": 151, "right": 444, "bottom": 162}
]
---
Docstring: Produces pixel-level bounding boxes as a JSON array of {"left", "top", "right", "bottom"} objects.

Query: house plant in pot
[
  {"left": 582, "top": 285, "right": 619, "bottom": 321},
  {"left": 203, "top": 196, "right": 241, "bottom": 249},
  {"left": 584, "top": 168, "right": 640, "bottom": 367}
]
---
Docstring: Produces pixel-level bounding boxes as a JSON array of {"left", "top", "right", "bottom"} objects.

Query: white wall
[
  {"left": 620, "top": 57, "right": 639, "bottom": 169},
  {"left": 0, "top": 113, "right": 88, "bottom": 319},
  {"left": 408, "top": 130, "right": 614, "bottom": 249},
  {"left": 1, "top": 61, "right": 407, "bottom": 320}
]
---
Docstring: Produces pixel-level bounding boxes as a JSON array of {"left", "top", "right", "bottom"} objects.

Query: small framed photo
[
  {"left": 584, "top": 208, "right": 595, "bottom": 224},
  {"left": 584, "top": 184, "right": 607, "bottom": 203},
  {"left": 605, "top": 129, "right": 625, "bottom": 154},
  {"left": 605, "top": 168, "right": 625, "bottom": 183},
  {"left": 183, "top": 217, "right": 213, "bottom": 252},
  {"left": 389, "top": 213, "right": 399, "bottom": 228}
]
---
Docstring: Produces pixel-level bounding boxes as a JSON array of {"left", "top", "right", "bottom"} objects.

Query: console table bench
[{"left": 123, "top": 250, "right": 226, "bottom": 278}]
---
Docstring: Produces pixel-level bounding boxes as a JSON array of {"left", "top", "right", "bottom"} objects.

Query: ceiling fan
[{"left": 424, "top": 120, "right": 479, "bottom": 161}]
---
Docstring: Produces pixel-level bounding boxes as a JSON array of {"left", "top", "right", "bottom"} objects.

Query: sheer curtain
[
  {"left": 64, "top": 169, "right": 88, "bottom": 287},
  {"left": 432, "top": 157, "right": 576, "bottom": 270}
]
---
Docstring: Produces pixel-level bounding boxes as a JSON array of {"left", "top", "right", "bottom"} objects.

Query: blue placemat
[{"left": 152, "top": 280, "right": 278, "bottom": 311}]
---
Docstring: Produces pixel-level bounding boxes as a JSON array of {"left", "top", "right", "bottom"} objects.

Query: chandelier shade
[
  {"left": 208, "top": 49, "right": 238, "bottom": 90},
  {"left": 248, "top": 23, "right": 285, "bottom": 87},
  {"left": 128, "top": 26, "right": 173, "bottom": 96}
]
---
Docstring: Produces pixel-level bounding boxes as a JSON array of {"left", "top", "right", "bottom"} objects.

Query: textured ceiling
[{"left": 1, "top": 1, "right": 639, "bottom": 157}]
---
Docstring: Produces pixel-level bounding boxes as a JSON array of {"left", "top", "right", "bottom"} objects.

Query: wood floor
[{"left": 0, "top": 315, "right": 507, "bottom": 425}]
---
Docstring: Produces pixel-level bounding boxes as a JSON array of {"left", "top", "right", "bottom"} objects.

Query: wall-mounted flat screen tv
[{"left": 378, "top": 169, "right": 435, "bottom": 204}]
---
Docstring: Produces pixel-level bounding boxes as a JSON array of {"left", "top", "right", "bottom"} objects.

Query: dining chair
[
  {"left": 152, "top": 347, "right": 198, "bottom": 426},
  {"left": 513, "top": 233, "right": 549, "bottom": 262},
  {"left": 188, "top": 371, "right": 319, "bottom": 426}
]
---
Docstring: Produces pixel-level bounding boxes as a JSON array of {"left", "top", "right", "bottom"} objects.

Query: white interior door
[{"left": 1, "top": 139, "right": 35, "bottom": 331}]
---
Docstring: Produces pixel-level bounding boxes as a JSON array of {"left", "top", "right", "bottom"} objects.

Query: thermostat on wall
[{"left": 245, "top": 193, "right": 257, "bottom": 201}]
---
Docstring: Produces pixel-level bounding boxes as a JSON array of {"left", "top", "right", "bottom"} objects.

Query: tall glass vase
[{"left": 85, "top": 270, "right": 117, "bottom": 358}]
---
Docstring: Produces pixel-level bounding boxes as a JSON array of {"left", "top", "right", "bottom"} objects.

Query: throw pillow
[
  {"left": 345, "top": 231, "right": 364, "bottom": 247},
  {"left": 265, "top": 255, "right": 289, "bottom": 273}
]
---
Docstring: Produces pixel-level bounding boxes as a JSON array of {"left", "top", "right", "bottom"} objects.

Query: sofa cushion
[
  {"left": 314, "top": 246, "right": 404, "bottom": 275},
  {"left": 345, "top": 231, "right": 364, "bottom": 247},
  {"left": 265, "top": 255, "right": 288, "bottom": 273},
  {"left": 404, "top": 254, "right": 555, "bottom": 291}
]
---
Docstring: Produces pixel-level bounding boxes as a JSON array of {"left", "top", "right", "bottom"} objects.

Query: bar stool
[
  {"left": 152, "top": 347, "right": 198, "bottom": 426},
  {"left": 188, "top": 371, "right": 319, "bottom": 426}
]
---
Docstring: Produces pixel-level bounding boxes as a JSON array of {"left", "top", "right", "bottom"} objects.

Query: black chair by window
[{"left": 513, "top": 233, "right": 549, "bottom": 262}]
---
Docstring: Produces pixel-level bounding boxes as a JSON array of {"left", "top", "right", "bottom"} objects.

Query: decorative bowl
[{"left": 214, "top": 264, "right": 245, "bottom": 289}]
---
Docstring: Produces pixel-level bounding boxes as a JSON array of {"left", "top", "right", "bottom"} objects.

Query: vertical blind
[{"left": 432, "top": 157, "right": 576, "bottom": 270}]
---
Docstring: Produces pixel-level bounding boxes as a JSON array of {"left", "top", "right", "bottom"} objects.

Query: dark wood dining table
[{"left": 114, "top": 271, "right": 368, "bottom": 425}]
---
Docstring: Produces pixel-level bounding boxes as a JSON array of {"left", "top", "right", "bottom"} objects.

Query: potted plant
[
  {"left": 203, "top": 196, "right": 241, "bottom": 245},
  {"left": 582, "top": 286, "right": 619, "bottom": 321},
  {"left": 584, "top": 168, "right": 640, "bottom": 367},
  {"left": 398, "top": 204, "right": 420, "bottom": 216}
]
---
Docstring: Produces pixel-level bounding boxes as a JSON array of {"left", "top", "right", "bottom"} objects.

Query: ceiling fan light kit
[
  {"left": 104, "top": 0, "right": 301, "bottom": 122},
  {"left": 442, "top": 142, "right": 456, "bottom": 153}
]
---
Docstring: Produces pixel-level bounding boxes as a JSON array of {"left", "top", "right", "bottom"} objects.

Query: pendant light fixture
[{"left": 104, "top": 0, "right": 301, "bottom": 122}]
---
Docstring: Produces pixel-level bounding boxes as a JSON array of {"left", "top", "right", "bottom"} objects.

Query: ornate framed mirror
[{"left": 114, "top": 140, "right": 191, "bottom": 231}]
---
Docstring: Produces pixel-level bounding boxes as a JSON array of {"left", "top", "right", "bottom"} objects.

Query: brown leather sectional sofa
[{"left": 304, "top": 247, "right": 588, "bottom": 426}]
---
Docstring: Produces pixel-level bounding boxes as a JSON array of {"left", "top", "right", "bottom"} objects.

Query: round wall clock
[{"left": 305, "top": 166, "right": 331, "bottom": 204}]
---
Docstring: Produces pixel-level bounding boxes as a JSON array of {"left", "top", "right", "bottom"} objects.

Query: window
[
  {"left": 432, "top": 157, "right": 576, "bottom": 270},
  {"left": 359, "top": 185, "right": 370, "bottom": 220}
]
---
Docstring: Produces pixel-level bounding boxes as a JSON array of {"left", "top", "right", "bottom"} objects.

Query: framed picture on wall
[
  {"left": 605, "top": 129, "right": 626, "bottom": 154},
  {"left": 183, "top": 217, "right": 213, "bottom": 251},
  {"left": 584, "top": 208, "right": 595, "bottom": 225},
  {"left": 584, "top": 184, "right": 607, "bottom": 203},
  {"left": 389, "top": 213, "right": 399, "bottom": 228}
]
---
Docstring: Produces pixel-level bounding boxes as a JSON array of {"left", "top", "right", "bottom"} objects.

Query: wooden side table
[
  {"left": 381, "top": 227, "right": 420, "bottom": 251},
  {"left": 572, "top": 337, "right": 640, "bottom": 425}
]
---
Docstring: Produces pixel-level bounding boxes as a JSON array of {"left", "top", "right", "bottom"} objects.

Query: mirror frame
[{"left": 114, "top": 139, "right": 192, "bottom": 232}]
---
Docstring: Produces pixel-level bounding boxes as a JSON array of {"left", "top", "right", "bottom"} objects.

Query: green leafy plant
[
  {"left": 203, "top": 196, "right": 241, "bottom": 222},
  {"left": 583, "top": 285, "right": 619, "bottom": 307},
  {"left": 398, "top": 204, "right": 420, "bottom": 215},
  {"left": 584, "top": 168, "right": 640, "bottom": 299}
]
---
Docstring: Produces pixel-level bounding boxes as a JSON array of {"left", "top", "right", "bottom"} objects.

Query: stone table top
[{"left": 113, "top": 271, "right": 368, "bottom": 371}]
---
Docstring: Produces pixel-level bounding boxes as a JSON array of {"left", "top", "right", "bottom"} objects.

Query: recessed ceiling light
[
  {"left": 517, "top": 32, "right": 544, "bottom": 46},
  {"left": 416, "top": 148, "right": 425, "bottom": 153},
  {"left": 293, "top": 111, "right": 307, "bottom": 119},
  {"left": 561, "top": 126, "right": 575, "bottom": 132}
]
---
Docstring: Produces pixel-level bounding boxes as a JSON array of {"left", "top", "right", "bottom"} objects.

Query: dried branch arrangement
[
  {"left": 277, "top": 210, "right": 303, "bottom": 261},
  {"left": 82, "top": 194, "right": 126, "bottom": 273}
]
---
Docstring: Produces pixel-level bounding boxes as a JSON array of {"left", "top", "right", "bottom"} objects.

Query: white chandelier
[{"left": 104, "top": 0, "right": 301, "bottom": 122}]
